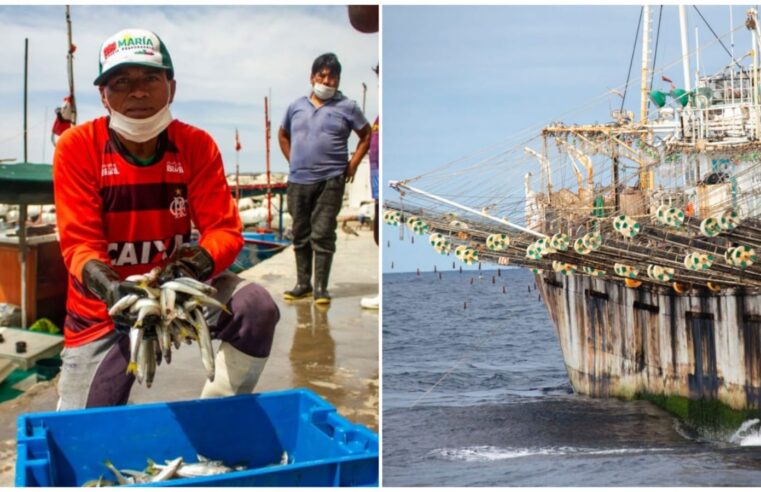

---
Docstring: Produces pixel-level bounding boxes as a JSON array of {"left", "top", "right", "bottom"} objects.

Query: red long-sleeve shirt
[{"left": 53, "top": 117, "right": 242, "bottom": 347}]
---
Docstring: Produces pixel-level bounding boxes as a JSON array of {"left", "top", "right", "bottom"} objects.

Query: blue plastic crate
[{"left": 15, "top": 388, "right": 378, "bottom": 487}]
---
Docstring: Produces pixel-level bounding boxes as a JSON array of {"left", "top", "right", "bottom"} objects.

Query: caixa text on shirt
[{"left": 108, "top": 233, "right": 190, "bottom": 267}]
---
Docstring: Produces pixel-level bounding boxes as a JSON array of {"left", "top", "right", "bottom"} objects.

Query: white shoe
[
  {"left": 200, "top": 342, "right": 268, "bottom": 398},
  {"left": 360, "top": 294, "right": 379, "bottom": 310}
]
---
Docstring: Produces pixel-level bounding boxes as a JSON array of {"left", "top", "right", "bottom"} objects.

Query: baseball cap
[{"left": 93, "top": 28, "right": 174, "bottom": 86}]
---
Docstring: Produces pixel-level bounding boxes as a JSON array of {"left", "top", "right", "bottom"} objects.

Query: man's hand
[
  {"left": 157, "top": 244, "right": 215, "bottom": 285},
  {"left": 82, "top": 259, "right": 147, "bottom": 329},
  {"left": 345, "top": 161, "right": 360, "bottom": 183},
  {"left": 345, "top": 123, "right": 372, "bottom": 184}
]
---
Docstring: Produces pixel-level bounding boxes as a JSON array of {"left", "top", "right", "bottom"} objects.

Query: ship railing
[{"left": 677, "top": 102, "right": 758, "bottom": 143}]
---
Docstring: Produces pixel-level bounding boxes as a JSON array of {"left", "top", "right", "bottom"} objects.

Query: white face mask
[
  {"left": 108, "top": 103, "right": 173, "bottom": 143},
  {"left": 312, "top": 83, "right": 336, "bottom": 101}
]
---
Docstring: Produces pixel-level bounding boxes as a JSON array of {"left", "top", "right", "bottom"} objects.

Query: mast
[
  {"left": 265, "top": 95, "right": 272, "bottom": 230},
  {"left": 678, "top": 5, "right": 692, "bottom": 93},
  {"left": 23, "top": 38, "right": 28, "bottom": 163},
  {"left": 639, "top": 6, "right": 652, "bottom": 191},
  {"left": 66, "top": 5, "right": 76, "bottom": 125},
  {"left": 639, "top": 5, "right": 651, "bottom": 123},
  {"left": 751, "top": 9, "right": 761, "bottom": 140}
]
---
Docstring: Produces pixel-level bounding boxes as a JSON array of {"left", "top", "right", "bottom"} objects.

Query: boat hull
[
  {"left": 538, "top": 272, "right": 761, "bottom": 411},
  {"left": 229, "top": 232, "right": 290, "bottom": 273}
]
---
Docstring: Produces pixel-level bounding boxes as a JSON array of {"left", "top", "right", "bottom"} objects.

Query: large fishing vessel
[{"left": 386, "top": 7, "right": 761, "bottom": 420}]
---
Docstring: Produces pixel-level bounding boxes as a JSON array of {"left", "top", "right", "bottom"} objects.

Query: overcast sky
[
  {"left": 383, "top": 5, "right": 755, "bottom": 273},
  {"left": 0, "top": 5, "right": 378, "bottom": 174}
]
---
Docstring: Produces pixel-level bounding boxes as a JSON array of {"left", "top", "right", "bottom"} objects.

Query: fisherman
[
  {"left": 278, "top": 52, "right": 372, "bottom": 304},
  {"left": 53, "top": 28, "right": 279, "bottom": 409}
]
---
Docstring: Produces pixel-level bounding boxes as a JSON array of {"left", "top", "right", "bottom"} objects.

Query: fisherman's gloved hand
[
  {"left": 82, "top": 259, "right": 148, "bottom": 329},
  {"left": 158, "top": 244, "right": 215, "bottom": 285}
]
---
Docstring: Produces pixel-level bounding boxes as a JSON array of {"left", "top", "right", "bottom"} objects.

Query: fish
[
  {"left": 151, "top": 455, "right": 234, "bottom": 478},
  {"left": 119, "top": 469, "right": 152, "bottom": 484},
  {"left": 108, "top": 294, "right": 139, "bottom": 317},
  {"left": 103, "top": 459, "right": 130, "bottom": 485},
  {"left": 156, "top": 323, "right": 172, "bottom": 364},
  {"left": 280, "top": 451, "right": 289, "bottom": 465},
  {"left": 126, "top": 327, "right": 143, "bottom": 376},
  {"left": 145, "top": 338, "right": 157, "bottom": 388},
  {"left": 160, "top": 287, "right": 177, "bottom": 321},
  {"left": 125, "top": 267, "right": 161, "bottom": 284},
  {"left": 135, "top": 336, "right": 148, "bottom": 384},
  {"left": 173, "top": 276, "right": 218, "bottom": 296},
  {"left": 150, "top": 456, "right": 184, "bottom": 482},
  {"left": 81, "top": 475, "right": 115, "bottom": 487},
  {"left": 190, "top": 308, "right": 215, "bottom": 382},
  {"left": 132, "top": 302, "right": 161, "bottom": 329},
  {"left": 160, "top": 281, "right": 230, "bottom": 314}
]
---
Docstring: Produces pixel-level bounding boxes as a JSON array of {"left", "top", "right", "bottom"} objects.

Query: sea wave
[{"left": 428, "top": 445, "right": 675, "bottom": 462}]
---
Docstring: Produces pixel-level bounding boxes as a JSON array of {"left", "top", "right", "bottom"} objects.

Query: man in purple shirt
[{"left": 279, "top": 53, "right": 372, "bottom": 304}]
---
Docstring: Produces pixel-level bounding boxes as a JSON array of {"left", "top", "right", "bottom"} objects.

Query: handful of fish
[
  {"left": 83, "top": 454, "right": 251, "bottom": 486},
  {"left": 109, "top": 269, "right": 230, "bottom": 387}
]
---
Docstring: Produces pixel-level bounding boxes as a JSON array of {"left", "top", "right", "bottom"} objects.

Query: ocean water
[{"left": 383, "top": 268, "right": 761, "bottom": 486}]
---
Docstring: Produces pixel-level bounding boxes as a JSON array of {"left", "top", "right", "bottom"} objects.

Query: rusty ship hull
[{"left": 538, "top": 271, "right": 761, "bottom": 411}]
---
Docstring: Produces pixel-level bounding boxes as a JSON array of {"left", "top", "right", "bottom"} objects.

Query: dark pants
[{"left": 287, "top": 176, "right": 346, "bottom": 255}]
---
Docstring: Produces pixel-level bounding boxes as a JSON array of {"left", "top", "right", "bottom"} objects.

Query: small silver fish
[
  {"left": 173, "top": 277, "right": 218, "bottom": 296},
  {"left": 145, "top": 338, "right": 157, "bottom": 388},
  {"left": 81, "top": 475, "right": 115, "bottom": 487},
  {"left": 160, "top": 281, "right": 230, "bottom": 313},
  {"left": 108, "top": 294, "right": 139, "bottom": 317},
  {"left": 150, "top": 456, "right": 184, "bottom": 482},
  {"left": 103, "top": 459, "right": 130, "bottom": 485},
  {"left": 126, "top": 327, "right": 143, "bottom": 376},
  {"left": 191, "top": 308, "right": 215, "bottom": 382}
]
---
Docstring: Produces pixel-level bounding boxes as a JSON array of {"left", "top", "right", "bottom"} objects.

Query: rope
[
  {"left": 693, "top": 6, "right": 736, "bottom": 61},
  {"left": 649, "top": 6, "right": 664, "bottom": 95},
  {"left": 621, "top": 7, "right": 644, "bottom": 113}
]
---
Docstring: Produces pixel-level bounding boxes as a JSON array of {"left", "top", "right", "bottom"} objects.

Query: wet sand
[{"left": 0, "top": 227, "right": 378, "bottom": 485}]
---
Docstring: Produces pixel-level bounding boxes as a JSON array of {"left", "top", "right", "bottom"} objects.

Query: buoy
[
  {"left": 707, "top": 281, "right": 721, "bottom": 292},
  {"left": 673, "top": 282, "right": 689, "bottom": 294},
  {"left": 624, "top": 278, "right": 642, "bottom": 288}
]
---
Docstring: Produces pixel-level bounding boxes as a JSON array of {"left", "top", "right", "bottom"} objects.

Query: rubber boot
[
  {"left": 200, "top": 342, "right": 268, "bottom": 398},
  {"left": 313, "top": 253, "right": 333, "bottom": 305},
  {"left": 284, "top": 247, "right": 313, "bottom": 300}
]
